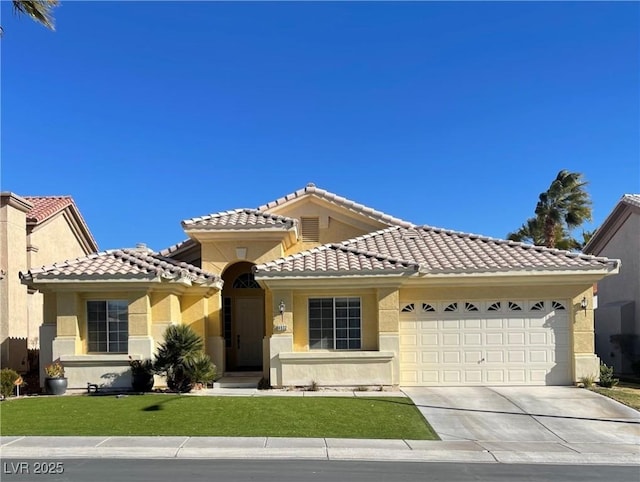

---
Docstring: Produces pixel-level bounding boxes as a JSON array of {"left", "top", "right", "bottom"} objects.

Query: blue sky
[{"left": 1, "top": 2, "right": 638, "bottom": 252}]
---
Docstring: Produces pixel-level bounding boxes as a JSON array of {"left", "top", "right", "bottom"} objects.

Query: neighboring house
[
  {"left": 20, "top": 184, "right": 619, "bottom": 389},
  {"left": 583, "top": 194, "right": 640, "bottom": 374},
  {"left": 1, "top": 193, "right": 98, "bottom": 373}
]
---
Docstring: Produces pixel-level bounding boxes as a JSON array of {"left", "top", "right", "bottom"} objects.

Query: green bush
[
  {"left": 187, "top": 352, "right": 217, "bottom": 386},
  {"left": 154, "top": 324, "right": 213, "bottom": 393},
  {"left": 1, "top": 368, "right": 20, "bottom": 398},
  {"left": 599, "top": 363, "right": 619, "bottom": 388}
]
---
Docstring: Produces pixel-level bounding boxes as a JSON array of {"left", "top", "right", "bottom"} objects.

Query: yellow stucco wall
[
  {"left": 181, "top": 295, "right": 207, "bottom": 339},
  {"left": 201, "top": 240, "right": 284, "bottom": 275},
  {"left": 150, "top": 292, "right": 182, "bottom": 323}
]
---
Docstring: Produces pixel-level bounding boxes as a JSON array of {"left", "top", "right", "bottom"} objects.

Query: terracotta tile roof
[
  {"left": 24, "top": 195, "right": 98, "bottom": 251},
  {"left": 24, "top": 196, "right": 74, "bottom": 224},
  {"left": 182, "top": 208, "right": 297, "bottom": 230},
  {"left": 21, "top": 246, "right": 222, "bottom": 287},
  {"left": 255, "top": 226, "right": 618, "bottom": 276},
  {"left": 257, "top": 183, "right": 414, "bottom": 228}
]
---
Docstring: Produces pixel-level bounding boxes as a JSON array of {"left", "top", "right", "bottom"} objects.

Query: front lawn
[
  {"left": 592, "top": 383, "right": 640, "bottom": 411},
  {"left": 0, "top": 394, "right": 438, "bottom": 440}
]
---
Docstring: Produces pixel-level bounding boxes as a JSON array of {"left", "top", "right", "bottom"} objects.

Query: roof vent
[
  {"left": 135, "top": 243, "right": 149, "bottom": 252},
  {"left": 306, "top": 182, "right": 316, "bottom": 188}
]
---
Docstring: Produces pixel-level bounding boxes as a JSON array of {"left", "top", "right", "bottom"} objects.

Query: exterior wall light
[
  {"left": 279, "top": 300, "right": 285, "bottom": 315},
  {"left": 581, "top": 296, "right": 588, "bottom": 314}
]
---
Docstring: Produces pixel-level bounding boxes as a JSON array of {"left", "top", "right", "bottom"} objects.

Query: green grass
[
  {"left": 592, "top": 382, "right": 640, "bottom": 411},
  {"left": 0, "top": 395, "right": 438, "bottom": 440}
]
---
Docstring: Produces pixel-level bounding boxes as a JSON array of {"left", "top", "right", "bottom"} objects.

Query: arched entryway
[{"left": 221, "top": 262, "right": 264, "bottom": 371}]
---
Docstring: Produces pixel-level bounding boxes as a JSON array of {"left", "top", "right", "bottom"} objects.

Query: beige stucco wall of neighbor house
[
  {"left": 591, "top": 213, "right": 640, "bottom": 372},
  {"left": 0, "top": 195, "right": 31, "bottom": 369},
  {"left": 28, "top": 214, "right": 89, "bottom": 267}
]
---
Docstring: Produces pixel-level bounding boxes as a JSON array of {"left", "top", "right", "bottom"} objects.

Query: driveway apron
[{"left": 403, "top": 386, "right": 640, "bottom": 445}]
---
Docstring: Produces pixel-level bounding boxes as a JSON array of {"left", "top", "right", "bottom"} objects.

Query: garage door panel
[
  {"left": 508, "top": 350, "right": 526, "bottom": 363},
  {"left": 485, "top": 370, "right": 505, "bottom": 383},
  {"left": 442, "top": 351, "right": 461, "bottom": 363},
  {"left": 421, "top": 320, "right": 437, "bottom": 330},
  {"left": 422, "top": 352, "right": 438, "bottom": 363},
  {"left": 464, "top": 333, "right": 482, "bottom": 345},
  {"left": 529, "top": 332, "right": 547, "bottom": 344},
  {"left": 464, "top": 351, "right": 483, "bottom": 363},
  {"left": 442, "top": 320, "right": 460, "bottom": 329},
  {"left": 529, "top": 350, "right": 548, "bottom": 363},
  {"left": 465, "top": 370, "right": 482, "bottom": 383},
  {"left": 443, "top": 371, "right": 462, "bottom": 383},
  {"left": 486, "top": 333, "right": 503, "bottom": 344},
  {"left": 442, "top": 334, "right": 460, "bottom": 345},
  {"left": 485, "top": 350, "right": 504, "bottom": 363},
  {"left": 400, "top": 300, "right": 570, "bottom": 386},
  {"left": 421, "top": 334, "right": 438, "bottom": 346},
  {"left": 508, "top": 319, "right": 525, "bottom": 329},
  {"left": 508, "top": 370, "right": 526, "bottom": 383},
  {"left": 464, "top": 319, "right": 482, "bottom": 329},
  {"left": 486, "top": 319, "right": 503, "bottom": 329}
]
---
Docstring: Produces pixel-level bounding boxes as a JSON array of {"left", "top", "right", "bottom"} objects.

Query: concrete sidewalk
[{"left": 2, "top": 435, "right": 639, "bottom": 465}]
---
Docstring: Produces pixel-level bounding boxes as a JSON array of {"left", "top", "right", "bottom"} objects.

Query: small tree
[{"left": 154, "top": 324, "right": 215, "bottom": 393}]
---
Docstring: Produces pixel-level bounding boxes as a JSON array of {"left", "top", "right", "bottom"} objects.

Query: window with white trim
[
  {"left": 87, "top": 300, "right": 128, "bottom": 353},
  {"left": 309, "top": 297, "right": 361, "bottom": 350}
]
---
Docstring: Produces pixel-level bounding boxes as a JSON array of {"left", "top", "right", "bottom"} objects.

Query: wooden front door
[{"left": 235, "top": 297, "right": 264, "bottom": 369}]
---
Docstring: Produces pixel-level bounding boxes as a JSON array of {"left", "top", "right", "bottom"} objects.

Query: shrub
[
  {"left": 578, "top": 374, "right": 595, "bottom": 388},
  {"left": 1, "top": 368, "right": 20, "bottom": 398},
  {"left": 154, "top": 324, "right": 209, "bottom": 393},
  {"left": 187, "top": 352, "right": 217, "bottom": 387},
  {"left": 44, "top": 359, "right": 65, "bottom": 378},
  {"left": 599, "top": 363, "right": 619, "bottom": 388}
]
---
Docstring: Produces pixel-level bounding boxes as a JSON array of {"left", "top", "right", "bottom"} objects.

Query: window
[
  {"left": 401, "top": 303, "right": 415, "bottom": 313},
  {"left": 309, "top": 297, "right": 361, "bottom": 350},
  {"left": 87, "top": 300, "right": 128, "bottom": 353},
  {"left": 223, "top": 297, "right": 232, "bottom": 348},
  {"left": 232, "top": 272, "right": 260, "bottom": 289}
]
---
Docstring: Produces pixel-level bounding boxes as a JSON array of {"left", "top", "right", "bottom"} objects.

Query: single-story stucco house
[
  {"left": 20, "top": 184, "right": 620, "bottom": 390},
  {"left": 583, "top": 194, "right": 640, "bottom": 374}
]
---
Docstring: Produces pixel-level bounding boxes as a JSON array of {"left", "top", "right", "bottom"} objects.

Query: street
[{"left": 2, "top": 459, "right": 639, "bottom": 482}]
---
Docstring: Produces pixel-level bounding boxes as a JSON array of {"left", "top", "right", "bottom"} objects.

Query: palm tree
[
  {"left": 508, "top": 216, "right": 581, "bottom": 251},
  {"left": 508, "top": 170, "right": 592, "bottom": 250},
  {"left": 534, "top": 170, "right": 592, "bottom": 248},
  {"left": 3, "top": 1, "right": 60, "bottom": 34}
]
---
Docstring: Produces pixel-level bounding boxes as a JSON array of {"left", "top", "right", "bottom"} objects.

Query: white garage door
[{"left": 399, "top": 299, "right": 571, "bottom": 386}]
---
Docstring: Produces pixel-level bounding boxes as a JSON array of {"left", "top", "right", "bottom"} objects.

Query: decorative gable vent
[{"left": 301, "top": 217, "right": 320, "bottom": 242}]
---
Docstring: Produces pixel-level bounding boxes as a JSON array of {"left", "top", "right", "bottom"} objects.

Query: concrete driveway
[{"left": 403, "top": 386, "right": 640, "bottom": 450}]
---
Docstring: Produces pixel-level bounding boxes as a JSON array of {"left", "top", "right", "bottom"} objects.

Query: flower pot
[
  {"left": 131, "top": 373, "right": 154, "bottom": 392},
  {"left": 44, "top": 377, "right": 67, "bottom": 395}
]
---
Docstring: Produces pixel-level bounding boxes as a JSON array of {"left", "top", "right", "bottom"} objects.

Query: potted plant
[
  {"left": 129, "top": 357, "right": 154, "bottom": 392},
  {"left": 44, "top": 359, "right": 67, "bottom": 395}
]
